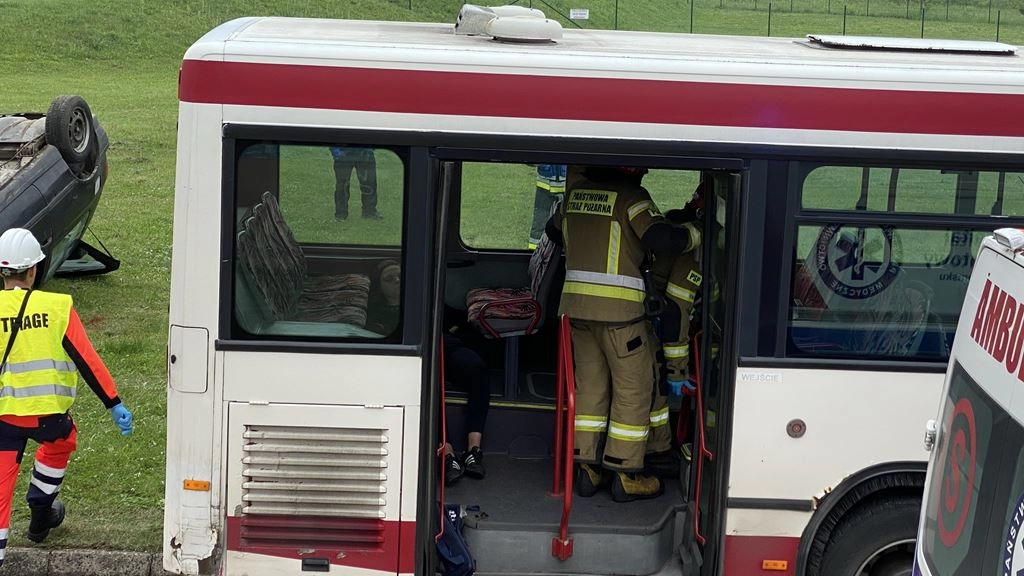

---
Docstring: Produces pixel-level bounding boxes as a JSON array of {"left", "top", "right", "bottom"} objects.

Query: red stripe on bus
[
  {"left": 723, "top": 534, "right": 800, "bottom": 575},
  {"left": 225, "top": 515, "right": 416, "bottom": 573},
  {"left": 179, "top": 59, "right": 1024, "bottom": 137}
]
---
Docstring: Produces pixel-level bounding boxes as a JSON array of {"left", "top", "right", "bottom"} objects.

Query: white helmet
[{"left": 0, "top": 228, "right": 45, "bottom": 273}]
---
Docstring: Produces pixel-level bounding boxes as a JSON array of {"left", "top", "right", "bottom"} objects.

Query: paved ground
[{"left": 2, "top": 549, "right": 170, "bottom": 576}]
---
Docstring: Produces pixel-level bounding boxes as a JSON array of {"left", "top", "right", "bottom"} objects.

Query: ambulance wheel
[{"left": 818, "top": 496, "right": 917, "bottom": 576}]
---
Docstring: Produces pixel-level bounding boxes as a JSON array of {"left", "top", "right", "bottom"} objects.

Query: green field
[{"left": 1, "top": 0, "right": 1022, "bottom": 553}]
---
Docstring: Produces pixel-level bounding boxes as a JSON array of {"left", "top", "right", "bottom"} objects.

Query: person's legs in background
[{"left": 333, "top": 158, "right": 355, "bottom": 220}]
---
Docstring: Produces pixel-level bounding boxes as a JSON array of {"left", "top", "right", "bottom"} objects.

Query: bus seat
[
  {"left": 465, "top": 229, "right": 563, "bottom": 338},
  {"left": 233, "top": 193, "right": 371, "bottom": 330}
]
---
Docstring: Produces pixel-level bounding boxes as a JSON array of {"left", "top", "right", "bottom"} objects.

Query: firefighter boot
[
  {"left": 575, "top": 463, "right": 608, "bottom": 498},
  {"left": 27, "top": 500, "right": 65, "bottom": 543},
  {"left": 611, "top": 471, "right": 664, "bottom": 503}
]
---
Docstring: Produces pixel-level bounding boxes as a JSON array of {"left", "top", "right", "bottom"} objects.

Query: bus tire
[{"left": 818, "top": 496, "right": 917, "bottom": 576}]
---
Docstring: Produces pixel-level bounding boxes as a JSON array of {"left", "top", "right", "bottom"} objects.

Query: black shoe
[
  {"left": 27, "top": 500, "right": 65, "bottom": 543},
  {"left": 444, "top": 454, "right": 465, "bottom": 486},
  {"left": 644, "top": 449, "right": 682, "bottom": 478},
  {"left": 462, "top": 447, "right": 486, "bottom": 479},
  {"left": 575, "top": 463, "right": 607, "bottom": 498},
  {"left": 611, "top": 471, "right": 664, "bottom": 503},
  {"left": 362, "top": 211, "right": 382, "bottom": 220},
  {"left": 334, "top": 213, "right": 348, "bottom": 221}
]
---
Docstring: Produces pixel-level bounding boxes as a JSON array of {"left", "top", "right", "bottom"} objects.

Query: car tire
[
  {"left": 45, "top": 95, "right": 97, "bottom": 170},
  {"left": 818, "top": 496, "right": 917, "bottom": 576}
]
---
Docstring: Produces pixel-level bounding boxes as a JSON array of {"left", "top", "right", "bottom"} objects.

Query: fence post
[
  {"left": 615, "top": 0, "right": 619, "bottom": 29},
  {"left": 866, "top": 0, "right": 869, "bottom": 16},
  {"left": 945, "top": 0, "right": 949, "bottom": 20},
  {"left": 997, "top": 9, "right": 1001, "bottom": 41},
  {"left": 920, "top": 5, "right": 925, "bottom": 37},
  {"left": 768, "top": 2, "right": 772, "bottom": 35},
  {"left": 905, "top": 0, "right": 909, "bottom": 18},
  {"left": 828, "top": 0, "right": 831, "bottom": 14},
  {"left": 843, "top": 4, "right": 847, "bottom": 34},
  {"left": 690, "top": 0, "right": 694, "bottom": 32}
]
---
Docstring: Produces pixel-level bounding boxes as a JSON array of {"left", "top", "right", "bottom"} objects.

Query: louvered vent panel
[{"left": 241, "top": 425, "right": 388, "bottom": 523}]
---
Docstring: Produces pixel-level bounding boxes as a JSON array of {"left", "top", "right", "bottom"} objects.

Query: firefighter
[
  {"left": 647, "top": 201, "right": 704, "bottom": 475},
  {"left": 0, "top": 229, "right": 133, "bottom": 566},
  {"left": 645, "top": 184, "right": 707, "bottom": 473},
  {"left": 528, "top": 164, "right": 567, "bottom": 250},
  {"left": 545, "top": 166, "right": 699, "bottom": 502}
]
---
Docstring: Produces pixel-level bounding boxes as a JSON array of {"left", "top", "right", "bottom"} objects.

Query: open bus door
[{"left": 681, "top": 171, "right": 744, "bottom": 576}]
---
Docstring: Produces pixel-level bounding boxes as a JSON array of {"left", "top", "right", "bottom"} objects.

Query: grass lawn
[{"left": 1, "top": 0, "right": 1021, "bottom": 553}]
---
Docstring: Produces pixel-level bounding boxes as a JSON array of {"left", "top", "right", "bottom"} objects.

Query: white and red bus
[
  {"left": 915, "top": 229, "right": 1024, "bottom": 575},
  {"left": 164, "top": 12, "right": 1024, "bottom": 576}
]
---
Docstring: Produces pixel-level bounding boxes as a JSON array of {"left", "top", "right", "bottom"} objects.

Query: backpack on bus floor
[{"left": 437, "top": 503, "right": 476, "bottom": 576}]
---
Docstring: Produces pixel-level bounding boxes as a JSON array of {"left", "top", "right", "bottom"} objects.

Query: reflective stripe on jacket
[
  {"left": 0, "top": 290, "right": 76, "bottom": 416},
  {"left": 554, "top": 175, "right": 664, "bottom": 322}
]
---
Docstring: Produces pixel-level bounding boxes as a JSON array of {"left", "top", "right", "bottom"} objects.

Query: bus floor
[{"left": 444, "top": 453, "right": 687, "bottom": 576}]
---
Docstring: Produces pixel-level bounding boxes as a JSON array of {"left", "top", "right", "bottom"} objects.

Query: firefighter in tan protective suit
[
  {"left": 646, "top": 184, "right": 707, "bottom": 471},
  {"left": 544, "top": 166, "right": 699, "bottom": 502}
]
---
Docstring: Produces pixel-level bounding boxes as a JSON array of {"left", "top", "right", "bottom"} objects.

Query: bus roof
[
  {"left": 179, "top": 16, "right": 1024, "bottom": 152},
  {"left": 187, "top": 16, "right": 1024, "bottom": 85}
]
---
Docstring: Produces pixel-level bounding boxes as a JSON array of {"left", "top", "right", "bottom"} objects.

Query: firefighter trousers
[
  {"left": 0, "top": 413, "right": 76, "bottom": 564},
  {"left": 572, "top": 319, "right": 657, "bottom": 471}
]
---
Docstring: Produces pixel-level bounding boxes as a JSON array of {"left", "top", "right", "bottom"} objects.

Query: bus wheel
[{"left": 818, "top": 496, "right": 917, "bottom": 576}]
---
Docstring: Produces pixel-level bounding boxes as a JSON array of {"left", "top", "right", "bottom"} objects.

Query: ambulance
[{"left": 915, "top": 228, "right": 1024, "bottom": 575}]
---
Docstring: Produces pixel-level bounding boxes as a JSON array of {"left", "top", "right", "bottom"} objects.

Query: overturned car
[{"left": 0, "top": 95, "right": 119, "bottom": 284}]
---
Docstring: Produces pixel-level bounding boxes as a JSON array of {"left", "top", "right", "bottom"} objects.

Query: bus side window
[
  {"left": 783, "top": 165, "right": 1013, "bottom": 362},
  {"left": 231, "top": 142, "right": 407, "bottom": 341}
]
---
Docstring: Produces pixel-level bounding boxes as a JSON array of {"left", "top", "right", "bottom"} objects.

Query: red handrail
[
  {"left": 551, "top": 314, "right": 575, "bottom": 560},
  {"left": 551, "top": 318, "right": 565, "bottom": 495}
]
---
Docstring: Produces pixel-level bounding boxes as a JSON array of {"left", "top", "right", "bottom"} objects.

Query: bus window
[
  {"left": 787, "top": 224, "right": 968, "bottom": 360},
  {"left": 457, "top": 162, "right": 701, "bottom": 250},
  {"left": 920, "top": 362, "right": 1001, "bottom": 574},
  {"left": 802, "top": 166, "right": 958, "bottom": 214},
  {"left": 231, "top": 142, "right": 407, "bottom": 341},
  {"left": 976, "top": 171, "right": 1024, "bottom": 216}
]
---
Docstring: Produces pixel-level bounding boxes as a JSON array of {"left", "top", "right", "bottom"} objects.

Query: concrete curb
[{"left": 3, "top": 549, "right": 171, "bottom": 576}]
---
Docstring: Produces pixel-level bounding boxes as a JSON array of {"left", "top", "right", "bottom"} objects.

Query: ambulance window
[
  {"left": 920, "top": 363, "right": 1004, "bottom": 575},
  {"left": 231, "top": 142, "right": 407, "bottom": 341}
]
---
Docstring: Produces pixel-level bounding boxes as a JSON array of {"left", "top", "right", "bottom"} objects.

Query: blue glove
[
  {"left": 110, "top": 404, "right": 133, "bottom": 436},
  {"left": 668, "top": 379, "right": 697, "bottom": 396}
]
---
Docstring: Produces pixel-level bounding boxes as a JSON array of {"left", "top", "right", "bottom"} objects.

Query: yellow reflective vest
[{"left": 0, "top": 290, "right": 76, "bottom": 416}]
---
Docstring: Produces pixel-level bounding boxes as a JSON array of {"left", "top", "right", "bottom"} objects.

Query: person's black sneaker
[
  {"left": 26, "top": 500, "right": 65, "bottom": 543},
  {"left": 444, "top": 454, "right": 465, "bottom": 486},
  {"left": 575, "top": 463, "right": 607, "bottom": 498},
  {"left": 362, "top": 211, "right": 383, "bottom": 220},
  {"left": 335, "top": 212, "right": 348, "bottom": 221},
  {"left": 462, "top": 447, "right": 486, "bottom": 479}
]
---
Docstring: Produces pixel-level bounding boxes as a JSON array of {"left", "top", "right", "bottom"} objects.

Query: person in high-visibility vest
[
  {"left": 528, "top": 164, "right": 567, "bottom": 250},
  {"left": 0, "top": 229, "right": 133, "bottom": 566},
  {"left": 545, "top": 166, "right": 699, "bottom": 502}
]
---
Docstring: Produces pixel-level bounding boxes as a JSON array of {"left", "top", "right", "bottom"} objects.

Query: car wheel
[{"left": 45, "top": 95, "right": 97, "bottom": 170}]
